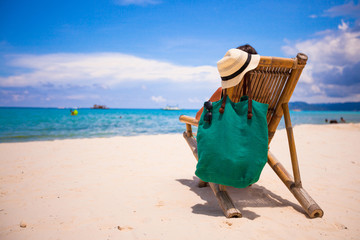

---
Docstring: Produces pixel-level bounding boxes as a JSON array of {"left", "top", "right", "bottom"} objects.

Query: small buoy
[
  {"left": 20, "top": 221, "right": 27, "bottom": 228},
  {"left": 71, "top": 109, "right": 78, "bottom": 116}
]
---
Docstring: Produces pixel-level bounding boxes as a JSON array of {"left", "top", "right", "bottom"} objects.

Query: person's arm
[{"left": 195, "top": 87, "right": 222, "bottom": 121}]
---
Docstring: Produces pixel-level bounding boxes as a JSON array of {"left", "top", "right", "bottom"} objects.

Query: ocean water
[{"left": 0, "top": 107, "right": 359, "bottom": 143}]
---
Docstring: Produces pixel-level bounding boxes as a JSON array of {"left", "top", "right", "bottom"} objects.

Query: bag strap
[
  {"left": 219, "top": 74, "right": 253, "bottom": 119},
  {"left": 245, "top": 74, "right": 253, "bottom": 119},
  {"left": 219, "top": 89, "right": 227, "bottom": 114}
]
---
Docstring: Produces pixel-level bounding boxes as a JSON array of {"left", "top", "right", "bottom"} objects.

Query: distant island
[
  {"left": 289, "top": 102, "right": 360, "bottom": 111},
  {"left": 91, "top": 104, "right": 108, "bottom": 109}
]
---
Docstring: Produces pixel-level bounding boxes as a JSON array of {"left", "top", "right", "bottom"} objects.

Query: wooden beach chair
[{"left": 179, "top": 53, "right": 324, "bottom": 218}]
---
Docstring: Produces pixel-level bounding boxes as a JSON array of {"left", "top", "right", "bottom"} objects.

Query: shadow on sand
[{"left": 176, "top": 177, "right": 305, "bottom": 220}]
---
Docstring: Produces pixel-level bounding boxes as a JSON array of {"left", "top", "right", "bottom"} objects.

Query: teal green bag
[{"left": 195, "top": 79, "right": 269, "bottom": 188}]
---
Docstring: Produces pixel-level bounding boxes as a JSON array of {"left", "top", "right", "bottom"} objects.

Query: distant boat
[
  {"left": 162, "top": 105, "right": 181, "bottom": 111},
  {"left": 91, "top": 104, "right": 108, "bottom": 109}
]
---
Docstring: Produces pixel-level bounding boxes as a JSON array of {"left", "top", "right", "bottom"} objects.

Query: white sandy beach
[{"left": 0, "top": 123, "right": 360, "bottom": 240}]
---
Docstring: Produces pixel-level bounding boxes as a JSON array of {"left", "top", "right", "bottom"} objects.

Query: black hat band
[{"left": 221, "top": 53, "right": 251, "bottom": 81}]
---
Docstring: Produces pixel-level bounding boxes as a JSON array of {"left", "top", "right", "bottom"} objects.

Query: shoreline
[
  {"left": 0, "top": 122, "right": 359, "bottom": 144},
  {"left": 1, "top": 123, "right": 359, "bottom": 239}
]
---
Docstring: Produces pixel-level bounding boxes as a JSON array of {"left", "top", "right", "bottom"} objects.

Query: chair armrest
[{"left": 179, "top": 115, "right": 199, "bottom": 127}]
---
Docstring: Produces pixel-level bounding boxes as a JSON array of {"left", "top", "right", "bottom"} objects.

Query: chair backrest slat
[{"left": 225, "top": 53, "right": 308, "bottom": 143}]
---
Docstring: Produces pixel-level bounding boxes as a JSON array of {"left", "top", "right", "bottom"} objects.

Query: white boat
[{"left": 162, "top": 105, "right": 181, "bottom": 111}]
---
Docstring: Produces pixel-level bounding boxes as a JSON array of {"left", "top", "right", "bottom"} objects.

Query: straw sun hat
[{"left": 217, "top": 48, "right": 260, "bottom": 89}]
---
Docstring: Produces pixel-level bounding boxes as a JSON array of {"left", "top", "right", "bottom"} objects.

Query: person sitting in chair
[{"left": 195, "top": 44, "right": 258, "bottom": 120}]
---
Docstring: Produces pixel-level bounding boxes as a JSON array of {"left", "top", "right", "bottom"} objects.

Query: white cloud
[
  {"left": 283, "top": 26, "right": 360, "bottom": 81},
  {"left": 151, "top": 95, "right": 166, "bottom": 103},
  {"left": 324, "top": 1, "right": 360, "bottom": 18},
  {"left": 65, "top": 94, "right": 100, "bottom": 100},
  {"left": 338, "top": 20, "right": 349, "bottom": 31},
  {"left": 114, "top": 0, "right": 161, "bottom": 6},
  {"left": 0, "top": 53, "right": 218, "bottom": 88},
  {"left": 188, "top": 97, "right": 202, "bottom": 103},
  {"left": 12, "top": 94, "right": 24, "bottom": 102},
  {"left": 283, "top": 23, "right": 360, "bottom": 68},
  {"left": 282, "top": 20, "right": 360, "bottom": 102}
]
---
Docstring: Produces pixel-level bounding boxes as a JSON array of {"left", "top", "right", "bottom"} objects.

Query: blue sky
[{"left": 0, "top": 0, "right": 359, "bottom": 108}]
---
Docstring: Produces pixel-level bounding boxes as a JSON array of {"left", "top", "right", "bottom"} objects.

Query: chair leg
[
  {"left": 209, "top": 183, "right": 241, "bottom": 218},
  {"left": 183, "top": 131, "right": 242, "bottom": 218},
  {"left": 282, "top": 103, "right": 302, "bottom": 187},
  {"left": 268, "top": 104, "right": 323, "bottom": 218},
  {"left": 198, "top": 179, "right": 208, "bottom": 188},
  {"left": 268, "top": 151, "right": 323, "bottom": 218},
  {"left": 219, "top": 184, "right": 227, "bottom": 191},
  {"left": 277, "top": 104, "right": 323, "bottom": 217}
]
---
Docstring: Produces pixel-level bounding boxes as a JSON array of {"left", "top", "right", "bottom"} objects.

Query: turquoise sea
[{"left": 0, "top": 107, "right": 359, "bottom": 143}]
